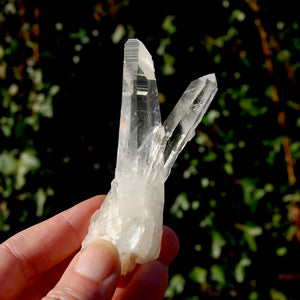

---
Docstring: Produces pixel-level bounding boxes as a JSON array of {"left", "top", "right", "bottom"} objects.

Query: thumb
[{"left": 43, "top": 240, "right": 120, "bottom": 300}]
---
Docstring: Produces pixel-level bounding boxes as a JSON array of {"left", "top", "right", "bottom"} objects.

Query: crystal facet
[{"left": 82, "top": 39, "right": 218, "bottom": 274}]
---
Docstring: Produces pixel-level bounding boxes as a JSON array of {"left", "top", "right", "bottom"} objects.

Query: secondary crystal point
[{"left": 82, "top": 38, "right": 218, "bottom": 274}]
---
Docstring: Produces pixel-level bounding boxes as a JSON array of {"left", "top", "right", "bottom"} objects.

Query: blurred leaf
[
  {"left": 239, "top": 98, "right": 267, "bottom": 116},
  {"left": 111, "top": 24, "right": 126, "bottom": 44},
  {"left": 191, "top": 200, "right": 200, "bottom": 210},
  {"left": 162, "top": 15, "right": 176, "bottom": 35},
  {"left": 211, "top": 231, "right": 226, "bottom": 259},
  {"left": 211, "top": 264, "right": 226, "bottom": 286},
  {"left": 0, "top": 201, "right": 10, "bottom": 232},
  {"left": 290, "top": 141, "right": 300, "bottom": 159},
  {"left": 229, "top": 9, "right": 246, "bottom": 22},
  {"left": 170, "top": 193, "right": 189, "bottom": 218},
  {"left": 203, "top": 109, "right": 220, "bottom": 125},
  {"left": 202, "top": 150, "right": 218, "bottom": 162},
  {"left": 55, "top": 22, "right": 63, "bottom": 31},
  {"left": 162, "top": 53, "right": 175, "bottom": 76},
  {"left": 0, "top": 152, "right": 18, "bottom": 176},
  {"left": 35, "top": 188, "right": 47, "bottom": 217},
  {"left": 7, "top": 83, "right": 19, "bottom": 96},
  {"left": 183, "top": 164, "right": 198, "bottom": 179},
  {"left": 48, "top": 85, "right": 60, "bottom": 96},
  {"left": 263, "top": 137, "right": 282, "bottom": 165},
  {"left": 286, "top": 224, "right": 297, "bottom": 241},
  {"left": 201, "top": 177, "right": 210, "bottom": 188},
  {"left": 24, "top": 115, "right": 40, "bottom": 131},
  {"left": 69, "top": 28, "right": 89, "bottom": 44},
  {"left": 249, "top": 291, "right": 259, "bottom": 300},
  {"left": 283, "top": 192, "right": 300, "bottom": 202},
  {"left": 224, "top": 162, "right": 234, "bottom": 175},
  {"left": 276, "top": 247, "right": 287, "bottom": 256},
  {"left": 189, "top": 266, "right": 208, "bottom": 284},
  {"left": 15, "top": 149, "right": 41, "bottom": 190},
  {"left": 234, "top": 254, "right": 251, "bottom": 283},
  {"left": 270, "top": 288, "right": 287, "bottom": 300},
  {"left": 15, "top": 121, "right": 26, "bottom": 138},
  {"left": 165, "top": 274, "right": 185, "bottom": 298},
  {"left": 200, "top": 211, "right": 215, "bottom": 228},
  {"left": 157, "top": 38, "right": 171, "bottom": 56},
  {"left": 238, "top": 223, "right": 263, "bottom": 252},
  {"left": 0, "top": 61, "right": 7, "bottom": 79},
  {"left": 0, "top": 117, "right": 14, "bottom": 137},
  {"left": 240, "top": 178, "right": 258, "bottom": 211}
]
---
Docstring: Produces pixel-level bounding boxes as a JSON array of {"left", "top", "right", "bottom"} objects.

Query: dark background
[{"left": 1, "top": 0, "right": 300, "bottom": 298}]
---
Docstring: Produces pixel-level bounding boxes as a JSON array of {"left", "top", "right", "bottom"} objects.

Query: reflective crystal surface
[{"left": 82, "top": 39, "right": 218, "bottom": 274}]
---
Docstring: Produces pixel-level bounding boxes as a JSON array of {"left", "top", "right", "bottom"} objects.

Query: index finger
[{"left": 0, "top": 195, "right": 105, "bottom": 300}]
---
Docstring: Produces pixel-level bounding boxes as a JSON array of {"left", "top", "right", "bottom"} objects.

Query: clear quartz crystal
[{"left": 82, "top": 39, "right": 218, "bottom": 274}]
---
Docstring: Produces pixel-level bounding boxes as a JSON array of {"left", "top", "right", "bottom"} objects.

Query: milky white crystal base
[{"left": 82, "top": 39, "right": 218, "bottom": 274}]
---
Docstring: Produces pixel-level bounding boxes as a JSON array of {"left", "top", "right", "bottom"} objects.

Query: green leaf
[
  {"left": 234, "top": 255, "right": 251, "bottom": 283},
  {"left": 203, "top": 150, "right": 218, "bottom": 162},
  {"left": 290, "top": 141, "right": 300, "bottom": 159},
  {"left": 15, "top": 121, "right": 26, "bottom": 138},
  {"left": 262, "top": 137, "right": 282, "bottom": 165},
  {"left": 211, "top": 231, "right": 226, "bottom": 259},
  {"left": 165, "top": 274, "right": 185, "bottom": 298},
  {"left": 0, "top": 200, "right": 10, "bottom": 232},
  {"left": 162, "top": 53, "right": 175, "bottom": 76},
  {"left": 203, "top": 109, "right": 220, "bottom": 125},
  {"left": 189, "top": 266, "right": 207, "bottom": 284},
  {"left": 270, "top": 288, "right": 287, "bottom": 300},
  {"left": 200, "top": 211, "right": 215, "bottom": 228},
  {"left": 239, "top": 98, "right": 267, "bottom": 116},
  {"left": 239, "top": 178, "right": 262, "bottom": 212},
  {"left": 35, "top": 188, "right": 47, "bottom": 217},
  {"left": 157, "top": 38, "right": 171, "bottom": 56},
  {"left": 111, "top": 24, "right": 126, "bottom": 44},
  {"left": 276, "top": 247, "right": 287, "bottom": 256},
  {"left": 162, "top": 15, "right": 176, "bottom": 35},
  {"left": 69, "top": 28, "right": 88, "bottom": 41},
  {"left": 249, "top": 291, "right": 259, "bottom": 300},
  {"left": 211, "top": 264, "right": 226, "bottom": 286},
  {"left": 170, "top": 193, "right": 190, "bottom": 218},
  {"left": 15, "top": 149, "right": 41, "bottom": 190},
  {"left": 245, "top": 226, "right": 263, "bottom": 237},
  {"left": 0, "top": 116, "right": 14, "bottom": 137},
  {"left": 230, "top": 9, "right": 246, "bottom": 22},
  {"left": 201, "top": 177, "right": 210, "bottom": 188},
  {"left": 224, "top": 162, "right": 234, "bottom": 175},
  {"left": 48, "top": 85, "right": 60, "bottom": 96},
  {"left": 283, "top": 192, "right": 300, "bottom": 202},
  {"left": 0, "top": 152, "right": 18, "bottom": 176},
  {"left": 240, "top": 224, "right": 263, "bottom": 252}
]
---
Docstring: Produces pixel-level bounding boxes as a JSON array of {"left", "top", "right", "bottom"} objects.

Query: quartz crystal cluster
[{"left": 82, "top": 39, "right": 218, "bottom": 274}]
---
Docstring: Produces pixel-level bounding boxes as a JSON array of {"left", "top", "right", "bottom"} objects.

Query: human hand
[{"left": 0, "top": 195, "right": 179, "bottom": 300}]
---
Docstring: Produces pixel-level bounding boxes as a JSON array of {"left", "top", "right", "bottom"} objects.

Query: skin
[{"left": 0, "top": 195, "right": 179, "bottom": 300}]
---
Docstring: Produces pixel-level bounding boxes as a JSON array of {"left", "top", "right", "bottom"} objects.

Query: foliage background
[{"left": 1, "top": 0, "right": 300, "bottom": 299}]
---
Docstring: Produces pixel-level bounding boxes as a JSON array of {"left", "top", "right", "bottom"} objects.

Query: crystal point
[{"left": 82, "top": 39, "right": 218, "bottom": 274}]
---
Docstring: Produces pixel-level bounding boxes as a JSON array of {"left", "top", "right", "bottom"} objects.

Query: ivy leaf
[
  {"left": 270, "top": 288, "right": 287, "bottom": 300},
  {"left": 234, "top": 254, "right": 251, "bottom": 283},
  {"left": 211, "top": 264, "right": 226, "bottom": 287},
  {"left": 165, "top": 274, "right": 185, "bottom": 298},
  {"left": 15, "top": 149, "right": 41, "bottom": 190},
  {"left": 211, "top": 231, "right": 226, "bottom": 259},
  {"left": 189, "top": 266, "right": 207, "bottom": 284}
]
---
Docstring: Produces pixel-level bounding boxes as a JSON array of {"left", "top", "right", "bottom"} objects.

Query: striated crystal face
[{"left": 82, "top": 39, "right": 218, "bottom": 274}]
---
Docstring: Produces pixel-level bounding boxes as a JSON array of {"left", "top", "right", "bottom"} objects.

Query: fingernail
[{"left": 75, "top": 240, "right": 120, "bottom": 281}]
